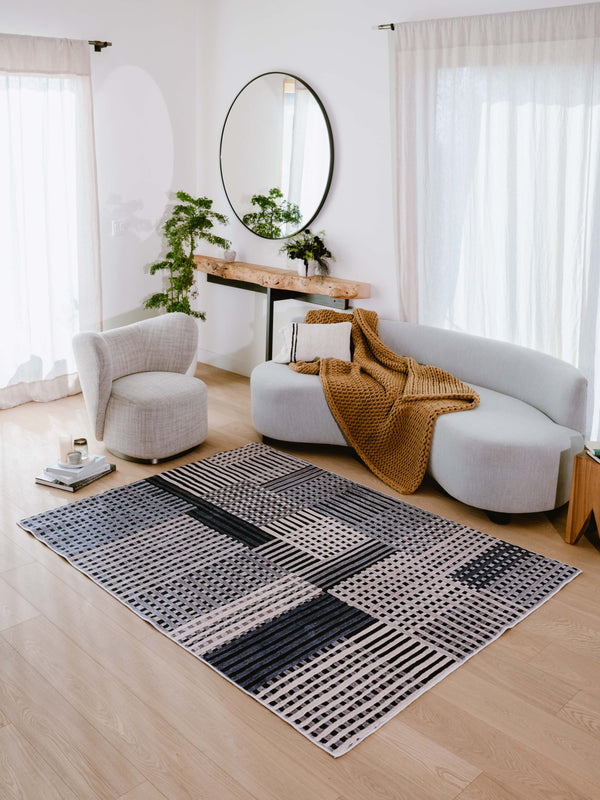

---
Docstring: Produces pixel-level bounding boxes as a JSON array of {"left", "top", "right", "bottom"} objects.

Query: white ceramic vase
[{"left": 297, "top": 260, "right": 317, "bottom": 277}]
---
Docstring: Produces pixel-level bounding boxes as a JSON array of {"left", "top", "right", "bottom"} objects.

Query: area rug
[{"left": 18, "top": 442, "right": 579, "bottom": 756}]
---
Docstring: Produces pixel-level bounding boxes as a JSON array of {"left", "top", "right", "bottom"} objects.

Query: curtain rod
[
  {"left": 377, "top": 24, "right": 395, "bottom": 31},
  {"left": 88, "top": 40, "right": 111, "bottom": 52}
]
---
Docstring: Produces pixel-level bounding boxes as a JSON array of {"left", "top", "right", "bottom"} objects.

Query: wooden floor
[{"left": 1, "top": 363, "right": 600, "bottom": 800}]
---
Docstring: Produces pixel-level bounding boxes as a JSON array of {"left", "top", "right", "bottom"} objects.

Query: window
[
  {"left": 392, "top": 4, "right": 600, "bottom": 437},
  {"left": 0, "top": 34, "right": 101, "bottom": 408}
]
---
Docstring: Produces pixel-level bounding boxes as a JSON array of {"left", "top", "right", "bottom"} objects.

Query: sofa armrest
[{"left": 72, "top": 332, "right": 113, "bottom": 440}]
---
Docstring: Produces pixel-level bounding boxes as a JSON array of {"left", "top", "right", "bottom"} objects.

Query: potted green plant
[
  {"left": 144, "top": 191, "right": 231, "bottom": 319},
  {"left": 279, "top": 229, "right": 334, "bottom": 276},
  {"left": 242, "top": 187, "right": 302, "bottom": 238}
]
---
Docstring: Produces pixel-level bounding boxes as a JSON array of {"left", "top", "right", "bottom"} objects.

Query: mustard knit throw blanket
[{"left": 290, "top": 308, "right": 480, "bottom": 494}]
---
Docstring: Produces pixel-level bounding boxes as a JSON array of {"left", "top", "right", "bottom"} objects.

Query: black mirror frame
[{"left": 219, "top": 71, "right": 335, "bottom": 240}]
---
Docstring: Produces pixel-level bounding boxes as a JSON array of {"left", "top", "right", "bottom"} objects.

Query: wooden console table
[
  {"left": 565, "top": 451, "right": 600, "bottom": 544},
  {"left": 194, "top": 256, "right": 371, "bottom": 359}
]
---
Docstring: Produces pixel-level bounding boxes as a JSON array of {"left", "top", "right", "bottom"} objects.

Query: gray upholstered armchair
[{"left": 73, "top": 313, "right": 208, "bottom": 462}]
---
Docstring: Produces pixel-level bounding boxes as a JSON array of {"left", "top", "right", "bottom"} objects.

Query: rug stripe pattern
[{"left": 18, "top": 442, "right": 580, "bottom": 756}]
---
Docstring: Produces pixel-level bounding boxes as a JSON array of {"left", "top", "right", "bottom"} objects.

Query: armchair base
[{"left": 105, "top": 444, "right": 201, "bottom": 465}]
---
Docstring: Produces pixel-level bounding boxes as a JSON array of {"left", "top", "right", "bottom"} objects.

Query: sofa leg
[{"left": 486, "top": 511, "right": 511, "bottom": 525}]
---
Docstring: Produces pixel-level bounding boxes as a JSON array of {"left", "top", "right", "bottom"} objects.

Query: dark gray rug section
[{"left": 19, "top": 442, "right": 580, "bottom": 756}]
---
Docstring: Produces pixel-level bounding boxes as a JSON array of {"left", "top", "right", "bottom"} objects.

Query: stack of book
[
  {"left": 35, "top": 455, "right": 116, "bottom": 492},
  {"left": 585, "top": 441, "right": 600, "bottom": 465}
]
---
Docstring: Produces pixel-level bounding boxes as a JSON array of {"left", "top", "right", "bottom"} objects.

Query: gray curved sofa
[{"left": 251, "top": 319, "right": 588, "bottom": 515}]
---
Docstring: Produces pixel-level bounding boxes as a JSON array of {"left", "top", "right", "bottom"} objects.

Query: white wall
[
  {"left": 0, "top": 0, "right": 198, "bottom": 329},
  {"left": 196, "top": 0, "right": 586, "bottom": 375}
]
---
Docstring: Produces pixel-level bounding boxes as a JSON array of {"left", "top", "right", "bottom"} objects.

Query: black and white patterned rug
[{"left": 19, "top": 442, "right": 579, "bottom": 756}]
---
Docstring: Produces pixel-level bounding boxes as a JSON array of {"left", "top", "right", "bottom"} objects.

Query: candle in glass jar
[
  {"left": 73, "top": 437, "right": 89, "bottom": 462},
  {"left": 59, "top": 435, "right": 71, "bottom": 463}
]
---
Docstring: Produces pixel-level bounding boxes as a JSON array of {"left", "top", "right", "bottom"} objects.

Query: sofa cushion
[
  {"left": 428, "top": 385, "right": 583, "bottom": 513},
  {"left": 104, "top": 371, "right": 208, "bottom": 460},
  {"left": 251, "top": 362, "right": 347, "bottom": 445}
]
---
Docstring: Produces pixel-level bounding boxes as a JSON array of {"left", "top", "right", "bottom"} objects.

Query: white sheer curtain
[
  {"left": 392, "top": 3, "right": 600, "bottom": 438},
  {"left": 281, "top": 81, "right": 330, "bottom": 233},
  {"left": 0, "top": 33, "right": 101, "bottom": 408}
]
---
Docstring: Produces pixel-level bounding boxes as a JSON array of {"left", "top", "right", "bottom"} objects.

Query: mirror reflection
[{"left": 220, "top": 73, "right": 334, "bottom": 239}]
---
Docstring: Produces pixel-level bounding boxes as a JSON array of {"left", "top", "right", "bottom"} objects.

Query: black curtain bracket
[{"left": 88, "top": 40, "right": 112, "bottom": 52}]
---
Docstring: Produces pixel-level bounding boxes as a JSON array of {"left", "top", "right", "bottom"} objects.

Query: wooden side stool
[{"left": 565, "top": 451, "right": 600, "bottom": 544}]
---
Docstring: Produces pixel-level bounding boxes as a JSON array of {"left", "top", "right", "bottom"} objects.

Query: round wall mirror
[{"left": 220, "top": 72, "right": 334, "bottom": 240}]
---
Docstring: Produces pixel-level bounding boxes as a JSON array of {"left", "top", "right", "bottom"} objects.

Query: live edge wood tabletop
[
  {"left": 193, "top": 255, "right": 371, "bottom": 299},
  {"left": 565, "top": 451, "right": 600, "bottom": 544}
]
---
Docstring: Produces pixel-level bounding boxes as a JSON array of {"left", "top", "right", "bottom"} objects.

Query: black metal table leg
[{"left": 266, "top": 288, "right": 275, "bottom": 361}]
